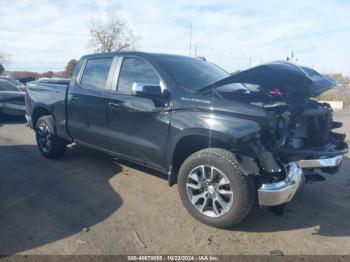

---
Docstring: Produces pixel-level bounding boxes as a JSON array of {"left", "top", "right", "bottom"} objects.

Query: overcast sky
[{"left": 0, "top": 0, "right": 349, "bottom": 75}]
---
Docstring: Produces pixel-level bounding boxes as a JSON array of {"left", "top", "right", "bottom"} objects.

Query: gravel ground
[{"left": 0, "top": 111, "right": 349, "bottom": 255}]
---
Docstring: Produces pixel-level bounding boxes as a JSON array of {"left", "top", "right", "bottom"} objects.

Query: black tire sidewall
[
  {"left": 178, "top": 149, "right": 253, "bottom": 228},
  {"left": 35, "top": 116, "right": 66, "bottom": 159}
]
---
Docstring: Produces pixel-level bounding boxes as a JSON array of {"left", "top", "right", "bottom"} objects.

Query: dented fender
[{"left": 166, "top": 110, "right": 261, "bottom": 168}]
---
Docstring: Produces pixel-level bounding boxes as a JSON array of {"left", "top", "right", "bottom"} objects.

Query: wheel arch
[
  {"left": 171, "top": 132, "right": 231, "bottom": 175},
  {"left": 32, "top": 105, "right": 53, "bottom": 128},
  {"left": 167, "top": 126, "right": 261, "bottom": 186}
]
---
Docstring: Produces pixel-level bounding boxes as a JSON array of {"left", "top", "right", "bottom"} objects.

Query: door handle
[{"left": 108, "top": 102, "right": 122, "bottom": 109}]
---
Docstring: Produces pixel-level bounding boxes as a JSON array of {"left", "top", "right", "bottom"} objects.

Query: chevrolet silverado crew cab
[{"left": 26, "top": 52, "right": 348, "bottom": 228}]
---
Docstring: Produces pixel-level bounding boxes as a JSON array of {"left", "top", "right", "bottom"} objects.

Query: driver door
[{"left": 104, "top": 56, "right": 171, "bottom": 170}]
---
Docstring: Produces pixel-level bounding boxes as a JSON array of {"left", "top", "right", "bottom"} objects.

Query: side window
[
  {"left": 117, "top": 57, "right": 160, "bottom": 95},
  {"left": 80, "top": 58, "right": 113, "bottom": 90}
]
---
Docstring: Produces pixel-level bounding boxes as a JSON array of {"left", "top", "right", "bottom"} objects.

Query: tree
[
  {"left": 88, "top": 15, "right": 137, "bottom": 53},
  {"left": 41, "top": 71, "right": 54, "bottom": 78},
  {"left": 62, "top": 59, "right": 78, "bottom": 78}
]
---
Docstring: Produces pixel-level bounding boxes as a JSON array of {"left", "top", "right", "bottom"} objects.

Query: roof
[{"left": 81, "top": 51, "right": 192, "bottom": 61}]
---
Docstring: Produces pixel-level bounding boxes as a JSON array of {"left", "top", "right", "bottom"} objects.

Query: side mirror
[{"left": 131, "top": 82, "right": 162, "bottom": 97}]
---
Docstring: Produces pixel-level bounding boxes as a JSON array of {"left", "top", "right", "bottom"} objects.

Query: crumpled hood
[{"left": 200, "top": 61, "right": 336, "bottom": 99}]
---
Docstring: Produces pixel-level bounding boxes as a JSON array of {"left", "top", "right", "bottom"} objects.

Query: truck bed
[{"left": 26, "top": 79, "right": 70, "bottom": 139}]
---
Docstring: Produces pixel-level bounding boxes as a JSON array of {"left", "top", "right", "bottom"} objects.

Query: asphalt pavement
[{"left": 0, "top": 112, "right": 349, "bottom": 255}]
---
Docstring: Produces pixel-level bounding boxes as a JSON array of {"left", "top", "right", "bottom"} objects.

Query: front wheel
[
  {"left": 177, "top": 148, "right": 255, "bottom": 228},
  {"left": 35, "top": 115, "right": 67, "bottom": 159}
]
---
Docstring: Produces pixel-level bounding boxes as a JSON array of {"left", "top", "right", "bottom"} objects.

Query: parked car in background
[
  {"left": 25, "top": 52, "right": 348, "bottom": 228},
  {"left": 0, "top": 77, "right": 26, "bottom": 92},
  {"left": 0, "top": 79, "right": 26, "bottom": 117}
]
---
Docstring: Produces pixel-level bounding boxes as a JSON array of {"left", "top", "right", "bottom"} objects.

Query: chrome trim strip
[{"left": 297, "top": 155, "right": 343, "bottom": 169}]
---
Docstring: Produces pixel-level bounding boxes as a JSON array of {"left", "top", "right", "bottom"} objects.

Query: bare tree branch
[{"left": 88, "top": 15, "right": 138, "bottom": 53}]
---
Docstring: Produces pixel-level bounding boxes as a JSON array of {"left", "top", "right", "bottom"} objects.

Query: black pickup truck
[{"left": 26, "top": 52, "right": 348, "bottom": 228}]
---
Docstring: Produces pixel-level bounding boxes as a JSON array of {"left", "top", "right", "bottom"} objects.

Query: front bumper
[
  {"left": 258, "top": 163, "right": 303, "bottom": 206},
  {"left": 297, "top": 155, "right": 343, "bottom": 169},
  {"left": 258, "top": 153, "right": 345, "bottom": 206}
]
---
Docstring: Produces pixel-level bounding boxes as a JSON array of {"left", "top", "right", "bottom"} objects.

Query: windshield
[{"left": 154, "top": 55, "right": 246, "bottom": 92}]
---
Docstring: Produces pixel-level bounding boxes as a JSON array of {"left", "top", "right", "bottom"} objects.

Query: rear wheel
[
  {"left": 178, "top": 148, "right": 255, "bottom": 228},
  {"left": 35, "top": 115, "right": 67, "bottom": 159}
]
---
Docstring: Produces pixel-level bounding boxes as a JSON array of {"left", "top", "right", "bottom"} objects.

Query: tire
[
  {"left": 178, "top": 148, "right": 255, "bottom": 228},
  {"left": 35, "top": 115, "right": 67, "bottom": 159}
]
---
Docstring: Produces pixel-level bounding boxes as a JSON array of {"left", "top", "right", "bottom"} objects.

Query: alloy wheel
[
  {"left": 186, "top": 165, "right": 234, "bottom": 217},
  {"left": 37, "top": 123, "right": 53, "bottom": 154}
]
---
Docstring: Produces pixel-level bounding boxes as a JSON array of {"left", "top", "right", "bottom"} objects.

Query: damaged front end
[
  {"left": 274, "top": 101, "right": 348, "bottom": 172},
  {"left": 205, "top": 61, "right": 348, "bottom": 206},
  {"left": 252, "top": 100, "right": 348, "bottom": 206}
]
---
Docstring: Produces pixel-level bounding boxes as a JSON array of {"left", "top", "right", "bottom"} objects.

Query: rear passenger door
[{"left": 67, "top": 57, "right": 114, "bottom": 149}]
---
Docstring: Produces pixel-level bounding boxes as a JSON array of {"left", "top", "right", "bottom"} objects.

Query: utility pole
[
  {"left": 189, "top": 21, "right": 192, "bottom": 57},
  {"left": 194, "top": 45, "right": 197, "bottom": 57}
]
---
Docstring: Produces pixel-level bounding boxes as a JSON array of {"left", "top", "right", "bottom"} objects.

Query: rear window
[{"left": 80, "top": 58, "right": 113, "bottom": 90}]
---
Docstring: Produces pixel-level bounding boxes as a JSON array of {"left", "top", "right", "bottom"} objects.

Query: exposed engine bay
[
  {"left": 262, "top": 100, "right": 347, "bottom": 168},
  {"left": 200, "top": 61, "right": 348, "bottom": 206},
  {"left": 219, "top": 87, "right": 348, "bottom": 181}
]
